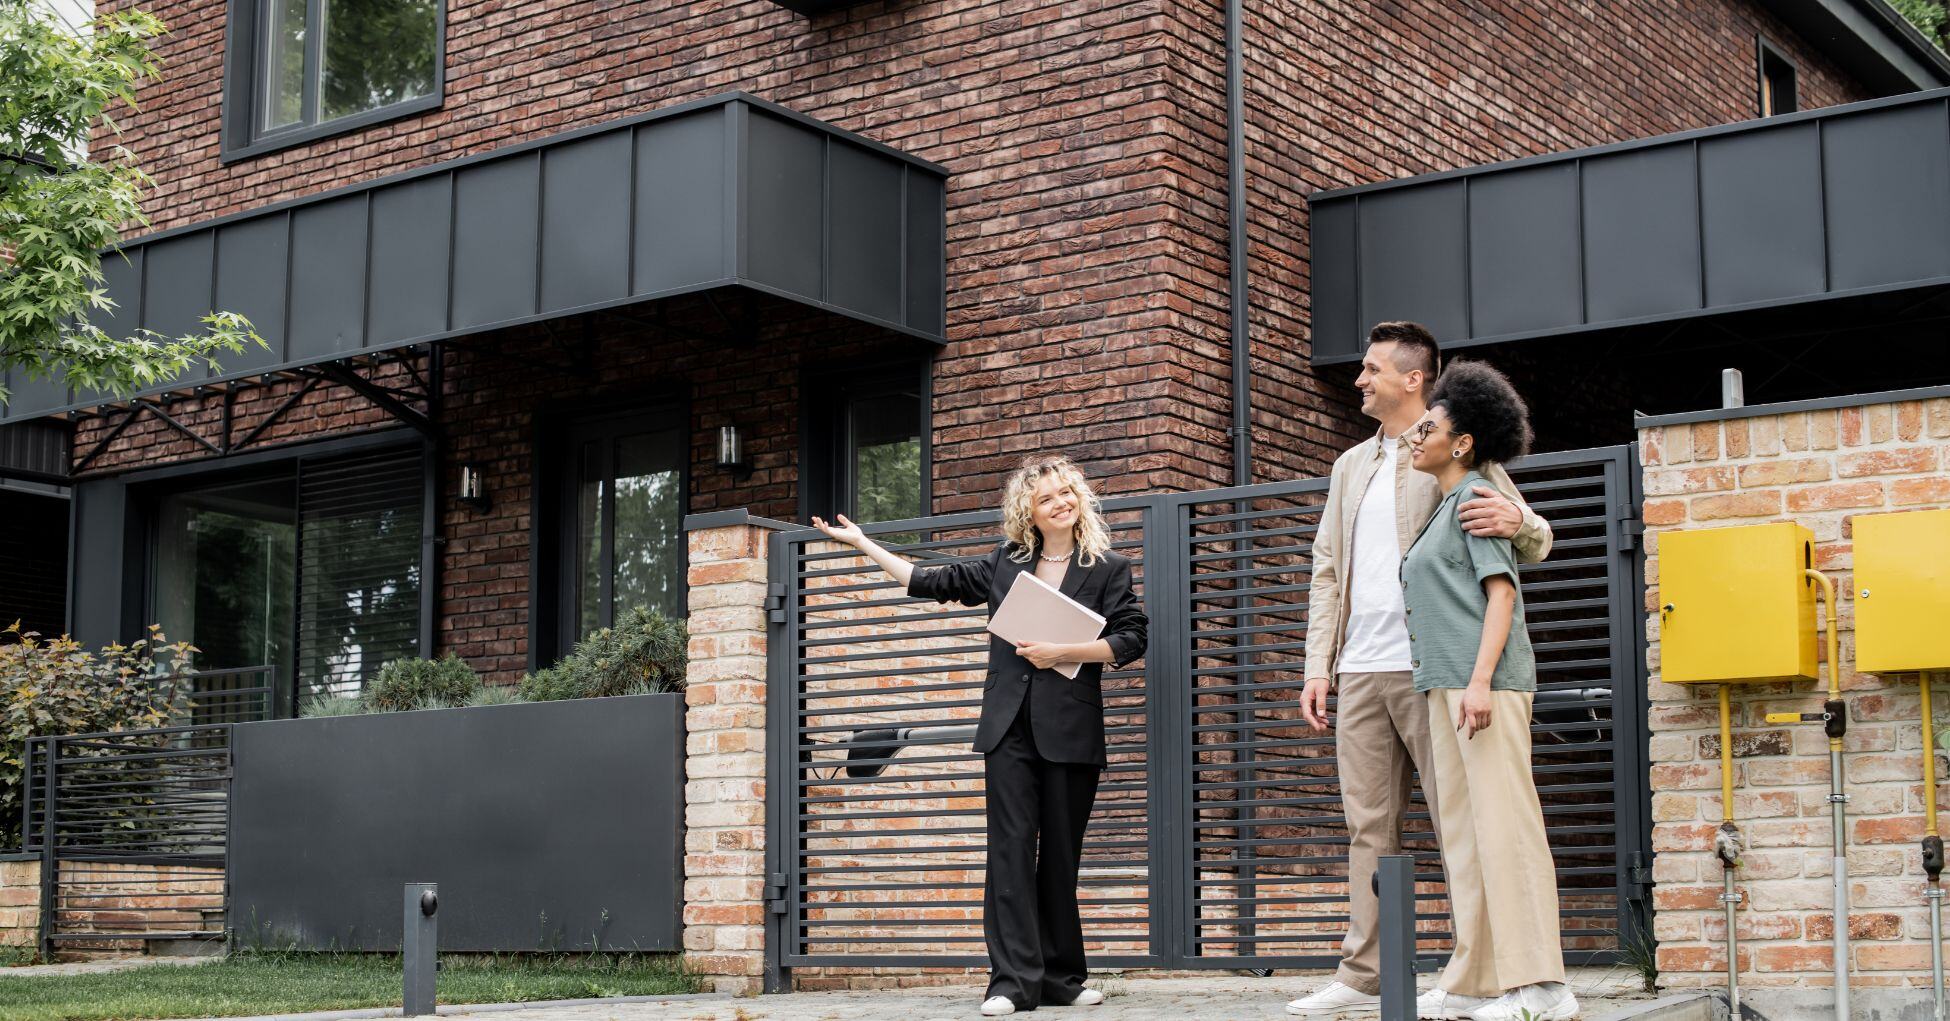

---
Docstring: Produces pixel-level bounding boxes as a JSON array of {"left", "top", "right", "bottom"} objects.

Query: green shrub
[
  {"left": 0, "top": 623, "right": 194, "bottom": 848},
  {"left": 518, "top": 606, "right": 687, "bottom": 702},
  {"left": 297, "top": 693, "right": 372, "bottom": 718},
  {"left": 465, "top": 684, "right": 525, "bottom": 707},
  {"left": 364, "top": 654, "right": 482, "bottom": 712}
]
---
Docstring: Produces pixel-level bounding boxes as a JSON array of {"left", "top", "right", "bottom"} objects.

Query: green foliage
[
  {"left": 0, "top": 0, "right": 263, "bottom": 407},
  {"left": 0, "top": 623, "right": 193, "bottom": 847},
  {"left": 363, "top": 654, "right": 481, "bottom": 713},
  {"left": 465, "top": 684, "right": 525, "bottom": 707},
  {"left": 296, "top": 693, "right": 372, "bottom": 718},
  {"left": 518, "top": 606, "right": 688, "bottom": 702},
  {"left": 1893, "top": 0, "right": 1950, "bottom": 50}
]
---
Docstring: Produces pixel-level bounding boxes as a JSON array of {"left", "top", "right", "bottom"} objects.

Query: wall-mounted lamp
[
  {"left": 716, "top": 425, "right": 752, "bottom": 479},
  {"left": 458, "top": 462, "right": 490, "bottom": 510}
]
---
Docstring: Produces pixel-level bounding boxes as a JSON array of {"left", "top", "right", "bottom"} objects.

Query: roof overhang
[
  {"left": 1306, "top": 87, "right": 1950, "bottom": 365},
  {"left": 1756, "top": 0, "right": 1950, "bottom": 95},
  {"left": 0, "top": 92, "right": 948, "bottom": 423}
]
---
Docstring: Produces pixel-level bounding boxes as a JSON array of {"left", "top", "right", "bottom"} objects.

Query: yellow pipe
[
  {"left": 1718, "top": 683, "right": 1736, "bottom": 823},
  {"left": 1806, "top": 569, "right": 1843, "bottom": 746},
  {"left": 1925, "top": 674, "right": 1940, "bottom": 839}
]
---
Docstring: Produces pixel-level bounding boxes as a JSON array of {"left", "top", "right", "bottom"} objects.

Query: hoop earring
[{"left": 1450, "top": 450, "right": 1463, "bottom": 460}]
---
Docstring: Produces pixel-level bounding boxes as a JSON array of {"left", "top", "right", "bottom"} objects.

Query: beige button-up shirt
[{"left": 1302, "top": 427, "right": 1553, "bottom": 683}]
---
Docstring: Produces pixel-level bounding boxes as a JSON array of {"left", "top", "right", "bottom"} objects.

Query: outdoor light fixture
[
  {"left": 716, "top": 425, "right": 752, "bottom": 478},
  {"left": 457, "top": 463, "right": 489, "bottom": 510}
]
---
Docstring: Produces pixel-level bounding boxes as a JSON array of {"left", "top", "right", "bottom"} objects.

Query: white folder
[{"left": 987, "top": 569, "right": 1107, "bottom": 679}]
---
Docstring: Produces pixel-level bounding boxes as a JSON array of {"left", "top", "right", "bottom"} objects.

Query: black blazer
[{"left": 906, "top": 542, "right": 1148, "bottom": 767}]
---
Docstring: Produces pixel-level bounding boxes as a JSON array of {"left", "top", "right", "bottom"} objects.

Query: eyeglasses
[{"left": 1408, "top": 420, "right": 1448, "bottom": 443}]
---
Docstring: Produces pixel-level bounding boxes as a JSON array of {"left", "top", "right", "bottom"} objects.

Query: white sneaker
[
  {"left": 1287, "top": 981, "right": 1382, "bottom": 1015},
  {"left": 1419, "top": 988, "right": 1494, "bottom": 1020},
  {"left": 982, "top": 995, "right": 1018, "bottom": 1016},
  {"left": 1062, "top": 988, "right": 1105, "bottom": 1006},
  {"left": 1468, "top": 983, "right": 1579, "bottom": 1021}
]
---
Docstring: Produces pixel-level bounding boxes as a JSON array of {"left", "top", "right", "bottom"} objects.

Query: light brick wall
[
  {"left": 0, "top": 859, "right": 38, "bottom": 952},
  {"left": 1641, "top": 395, "right": 1950, "bottom": 991},
  {"left": 683, "top": 522, "right": 773, "bottom": 994}
]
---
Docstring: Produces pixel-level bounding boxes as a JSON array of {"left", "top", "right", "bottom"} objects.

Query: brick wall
[
  {"left": 0, "top": 859, "right": 37, "bottom": 952},
  {"left": 1641, "top": 395, "right": 1950, "bottom": 997},
  {"left": 89, "top": 0, "right": 1876, "bottom": 514}
]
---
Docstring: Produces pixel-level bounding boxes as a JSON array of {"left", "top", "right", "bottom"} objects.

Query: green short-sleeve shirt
[{"left": 1400, "top": 470, "right": 1537, "bottom": 693}]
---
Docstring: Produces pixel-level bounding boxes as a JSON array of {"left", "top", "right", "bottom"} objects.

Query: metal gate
[
  {"left": 25, "top": 724, "right": 235, "bottom": 959},
  {"left": 764, "top": 445, "right": 1650, "bottom": 986}
]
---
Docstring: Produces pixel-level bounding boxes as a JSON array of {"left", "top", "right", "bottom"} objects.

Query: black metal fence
[
  {"left": 763, "top": 445, "right": 1650, "bottom": 986},
  {"left": 25, "top": 724, "right": 234, "bottom": 958}
]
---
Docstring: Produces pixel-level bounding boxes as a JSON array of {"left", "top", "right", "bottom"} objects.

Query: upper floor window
[
  {"left": 224, "top": 0, "right": 443, "bottom": 160},
  {"left": 1757, "top": 37, "right": 1797, "bottom": 117}
]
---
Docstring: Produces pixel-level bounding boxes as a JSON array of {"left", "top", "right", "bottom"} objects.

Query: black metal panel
[
  {"left": 1307, "top": 89, "right": 1950, "bottom": 365},
  {"left": 228, "top": 695, "right": 685, "bottom": 951},
  {"left": 14, "top": 95, "right": 946, "bottom": 422},
  {"left": 634, "top": 109, "right": 729, "bottom": 294},
  {"left": 1699, "top": 124, "right": 1826, "bottom": 307},
  {"left": 1308, "top": 199, "right": 1360, "bottom": 363},
  {"left": 2, "top": 370, "right": 70, "bottom": 422},
  {"left": 1357, "top": 181, "right": 1467, "bottom": 344},
  {"left": 68, "top": 478, "right": 130, "bottom": 647},
  {"left": 452, "top": 156, "right": 541, "bottom": 330},
  {"left": 142, "top": 232, "right": 215, "bottom": 345},
  {"left": 1469, "top": 163, "right": 1582, "bottom": 338},
  {"left": 1582, "top": 145, "right": 1701, "bottom": 324},
  {"left": 289, "top": 195, "right": 370, "bottom": 359},
  {"left": 95, "top": 247, "right": 144, "bottom": 345},
  {"left": 368, "top": 176, "right": 453, "bottom": 344},
  {"left": 0, "top": 420, "right": 70, "bottom": 478},
  {"left": 743, "top": 110, "right": 826, "bottom": 301},
  {"left": 828, "top": 143, "right": 905, "bottom": 325},
  {"left": 214, "top": 214, "right": 291, "bottom": 375},
  {"left": 541, "top": 133, "right": 632, "bottom": 314},
  {"left": 1823, "top": 101, "right": 1950, "bottom": 291},
  {"left": 905, "top": 171, "right": 945, "bottom": 336}
]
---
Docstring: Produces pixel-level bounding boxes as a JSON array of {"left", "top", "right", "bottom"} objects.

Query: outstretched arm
[{"left": 812, "top": 514, "right": 915, "bottom": 587}]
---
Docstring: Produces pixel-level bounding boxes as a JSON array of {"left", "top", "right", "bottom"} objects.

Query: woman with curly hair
[
  {"left": 813, "top": 454, "right": 1148, "bottom": 1017},
  {"left": 1402, "top": 362, "right": 1578, "bottom": 1021}
]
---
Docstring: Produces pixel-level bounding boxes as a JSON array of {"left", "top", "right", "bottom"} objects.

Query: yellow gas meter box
[
  {"left": 1854, "top": 508, "right": 1950, "bottom": 674},
  {"left": 1659, "top": 522, "right": 1818, "bottom": 683}
]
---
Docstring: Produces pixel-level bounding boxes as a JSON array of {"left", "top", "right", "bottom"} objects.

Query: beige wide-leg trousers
[
  {"left": 1333, "top": 670, "right": 1438, "bottom": 994},
  {"left": 1426, "top": 687, "right": 1566, "bottom": 997}
]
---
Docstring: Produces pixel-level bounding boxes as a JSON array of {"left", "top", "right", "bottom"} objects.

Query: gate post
[{"left": 37, "top": 737, "right": 56, "bottom": 964}]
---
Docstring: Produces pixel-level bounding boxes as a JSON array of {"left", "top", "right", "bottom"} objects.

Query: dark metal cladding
[
  {"left": 227, "top": 694, "right": 686, "bottom": 951},
  {"left": 7, "top": 93, "right": 948, "bottom": 423},
  {"left": 1307, "top": 88, "right": 1950, "bottom": 365}
]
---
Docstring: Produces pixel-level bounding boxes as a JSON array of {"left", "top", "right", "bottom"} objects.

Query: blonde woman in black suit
[{"left": 815, "top": 454, "right": 1149, "bottom": 1017}]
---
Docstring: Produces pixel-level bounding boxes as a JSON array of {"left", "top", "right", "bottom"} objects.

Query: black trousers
[{"left": 983, "top": 691, "right": 1103, "bottom": 1010}]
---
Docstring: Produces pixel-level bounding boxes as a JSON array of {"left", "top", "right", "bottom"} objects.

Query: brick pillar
[
  {"left": 682, "top": 521, "right": 773, "bottom": 994},
  {"left": 0, "top": 858, "right": 40, "bottom": 954}
]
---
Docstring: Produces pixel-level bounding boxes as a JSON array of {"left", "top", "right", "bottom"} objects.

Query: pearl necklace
[{"left": 1039, "top": 550, "right": 1071, "bottom": 563}]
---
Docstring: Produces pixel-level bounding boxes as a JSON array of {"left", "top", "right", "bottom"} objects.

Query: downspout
[{"left": 1226, "top": 0, "right": 1250, "bottom": 487}]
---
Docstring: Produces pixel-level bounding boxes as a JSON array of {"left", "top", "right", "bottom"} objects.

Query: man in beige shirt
[{"left": 1286, "top": 322, "right": 1552, "bottom": 1018}]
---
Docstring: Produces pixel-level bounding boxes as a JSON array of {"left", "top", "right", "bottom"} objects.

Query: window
[
  {"left": 1758, "top": 37, "right": 1797, "bottom": 117},
  {"left": 547, "top": 407, "right": 688, "bottom": 664},
  {"left": 803, "top": 363, "right": 930, "bottom": 533},
  {"left": 144, "top": 445, "right": 425, "bottom": 716},
  {"left": 224, "top": 0, "right": 442, "bottom": 159}
]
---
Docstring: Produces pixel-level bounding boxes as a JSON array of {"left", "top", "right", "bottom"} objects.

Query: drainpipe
[
  {"left": 1921, "top": 673, "right": 1945, "bottom": 1021},
  {"left": 1713, "top": 684, "right": 1744, "bottom": 1018},
  {"left": 1225, "top": 0, "right": 1249, "bottom": 487},
  {"left": 1807, "top": 569, "right": 1849, "bottom": 1021}
]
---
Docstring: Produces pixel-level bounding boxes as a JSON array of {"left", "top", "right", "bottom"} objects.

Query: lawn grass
[{"left": 0, "top": 949, "right": 700, "bottom": 1021}]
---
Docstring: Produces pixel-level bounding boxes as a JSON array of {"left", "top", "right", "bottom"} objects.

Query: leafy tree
[
  {"left": 1892, "top": 0, "right": 1950, "bottom": 51},
  {"left": 0, "top": 0, "right": 260, "bottom": 407}
]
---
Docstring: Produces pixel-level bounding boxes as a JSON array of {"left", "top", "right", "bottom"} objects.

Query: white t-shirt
[{"left": 1336, "top": 436, "right": 1414, "bottom": 673}]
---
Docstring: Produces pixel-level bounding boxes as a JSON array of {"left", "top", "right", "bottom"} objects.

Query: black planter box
[{"left": 228, "top": 693, "right": 685, "bottom": 951}]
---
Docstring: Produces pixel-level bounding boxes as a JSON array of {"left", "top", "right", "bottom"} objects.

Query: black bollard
[
  {"left": 404, "top": 884, "right": 438, "bottom": 1016},
  {"left": 1376, "top": 855, "right": 1417, "bottom": 1021}
]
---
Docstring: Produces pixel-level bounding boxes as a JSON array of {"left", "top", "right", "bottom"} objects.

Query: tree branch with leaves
[{"left": 0, "top": 0, "right": 261, "bottom": 407}]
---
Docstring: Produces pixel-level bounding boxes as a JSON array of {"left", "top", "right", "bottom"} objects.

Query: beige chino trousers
[
  {"left": 1333, "top": 670, "right": 1439, "bottom": 994},
  {"left": 1426, "top": 687, "right": 1565, "bottom": 997}
]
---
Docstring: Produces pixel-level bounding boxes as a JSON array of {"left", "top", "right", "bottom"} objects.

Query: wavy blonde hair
[{"left": 1001, "top": 455, "right": 1113, "bottom": 567}]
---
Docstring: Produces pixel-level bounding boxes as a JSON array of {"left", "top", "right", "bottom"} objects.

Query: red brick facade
[{"left": 75, "top": 0, "right": 1874, "bottom": 677}]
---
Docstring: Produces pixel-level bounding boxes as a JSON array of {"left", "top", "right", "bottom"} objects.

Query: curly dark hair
[{"left": 1428, "top": 360, "right": 1533, "bottom": 466}]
